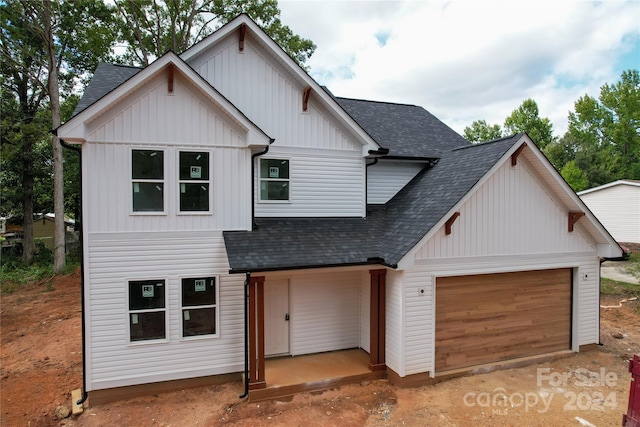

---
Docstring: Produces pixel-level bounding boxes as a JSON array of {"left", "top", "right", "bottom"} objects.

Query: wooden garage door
[{"left": 435, "top": 269, "right": 571, "bottom": 372}]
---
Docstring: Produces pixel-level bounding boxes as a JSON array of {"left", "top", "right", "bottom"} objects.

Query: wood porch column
[
  {"left": 248, "top": 276, "right": 266, "bottom": 390},
  {"left": 369, "top": 269, "right": 386, "bottom": 371}
]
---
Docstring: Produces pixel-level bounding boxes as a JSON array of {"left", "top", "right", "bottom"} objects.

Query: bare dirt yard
[{"left": 1, "top": 269, "right": 638, "bottom": 427}]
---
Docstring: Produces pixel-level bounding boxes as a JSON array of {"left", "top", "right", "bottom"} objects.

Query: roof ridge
[
  {"left": 99, "top": 62, "right": 143, "bottom": 70},
  {"left": 336, "top": 96, "right": 420, "bottom": 108},
  {"left": 452, "top": 133, "right": 521, "bottom": 151}
]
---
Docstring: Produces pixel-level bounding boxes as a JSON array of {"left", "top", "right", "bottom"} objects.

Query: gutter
[
  {"left": 59, "top": 139, "right": 88, "bottom": 405},
  {"left": 228, "top": 258, "right": 396, "bottom": 275},
  {"left": 251, "top": 140, "right": 275, "bottom": 230}
]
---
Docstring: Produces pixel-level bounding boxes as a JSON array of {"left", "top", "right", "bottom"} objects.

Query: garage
[{"left": 435, "top": 268, "right": 572, "bottom": 372}]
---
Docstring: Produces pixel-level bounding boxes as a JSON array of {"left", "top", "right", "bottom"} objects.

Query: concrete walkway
[{"left": 601, "top": 260, "right": 639, "bottom": 284}]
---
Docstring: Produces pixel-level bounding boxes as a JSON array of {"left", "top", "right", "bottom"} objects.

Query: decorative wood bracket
[
  {"left": 302, "top": 86, "right": 312, "bottom": 111},
  {"left": 511, "top": 143, "right": 525, "bottom": 166},
  {"left": 568, "top": 212, "right": 585, "bottom": 232},
  {"left": 167, "top": 64, "right": 174, "bottom": 94},
  {"left": 239, "top": 23, "right": 246, "bottom": 51},
  {"left": 445, "top": 212, "right": 460, "bottom": 235}
]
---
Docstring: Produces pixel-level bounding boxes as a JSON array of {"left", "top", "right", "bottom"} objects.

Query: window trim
[
  {"left": 126, "top": 278, "right": 169, "bottom": 345},
  {"left": 130, "top": 148, "right": 167, "bottom": 215},
  {"left": 258, "top": 157, "right": 291, "bottom": 203},
  {"left": 177, "top": 149, "right": 212, "bottom": 215},
  {"left": 179, "top": 275, "right": 220, "bottom": 340}
]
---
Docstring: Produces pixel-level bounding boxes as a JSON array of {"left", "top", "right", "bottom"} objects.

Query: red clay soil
[{"left": 1, "top": 269, "right": 638, "bottom": 426}]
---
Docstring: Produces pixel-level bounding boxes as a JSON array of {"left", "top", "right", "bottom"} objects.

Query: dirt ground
[{"left": 1, "top": 269, "right": 638, "bottom": 427}]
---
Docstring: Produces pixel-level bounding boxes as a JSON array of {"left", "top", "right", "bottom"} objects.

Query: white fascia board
[
  {"left": 577, "top": 179, "right": 640, "bottom": 196},
  {"left": 57, "top": 51, "right": 272, "bottom": 147},
  {"left": 181, "top": 14, "right": 381, "bottom": 155}
]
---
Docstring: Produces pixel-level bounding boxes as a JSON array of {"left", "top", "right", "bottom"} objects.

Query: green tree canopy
[
  {"left": 567, "top": 69, "right": 640, "bottom": 186},
  {"left": 463, "top": 119, "right": 502, "bottom": 143},
  {"left": 503, "top": 98, "right": 555, "bottom": 149},
  {"left": 113, "top": 0, "right": 316, "bottom": 68}
]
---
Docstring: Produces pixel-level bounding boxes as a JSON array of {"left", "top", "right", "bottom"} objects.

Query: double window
[
  {"left": 127, "top": 277, "right": 218, "bottom": 342},
  {"left": 131, "top": 149, "right": 211, "bottom": 213},
  {"left": 129, "top": 280, "right": 166, "bottom": 342},
  {"left": 259, "top": 158, "right": 290, "bottom": 201}
]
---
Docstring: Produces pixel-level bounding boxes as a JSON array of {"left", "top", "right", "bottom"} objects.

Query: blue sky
[{"left": 279, "top": 0, "right": 640, "bottom": 136}]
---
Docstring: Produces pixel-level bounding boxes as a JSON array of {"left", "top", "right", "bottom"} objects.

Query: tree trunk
[
  {"left": 22, "top": 135, "right": 34, "bottom": 264},
  {"left": 43, "top": 0, "right": 66, "bottom": 273}
]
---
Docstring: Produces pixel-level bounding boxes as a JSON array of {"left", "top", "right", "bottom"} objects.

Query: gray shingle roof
[
  {"left": 224, "top": 135, "right": 522, "bottom": 272},
  {"left": 73, "top": 63, "right": 141, "bottom": 116},
  {"left": 336, "top": 98, "right": 469, "bottom": 158}
]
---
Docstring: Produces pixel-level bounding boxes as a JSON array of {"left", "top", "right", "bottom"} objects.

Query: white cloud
[{"left": 280, "top": 0, "right": 640, "bottom": 136}]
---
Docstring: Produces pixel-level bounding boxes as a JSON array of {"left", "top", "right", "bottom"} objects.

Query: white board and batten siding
[
  {"left": 188, "top": 34, "right": 368, "bottom": 218},
  {"left": 579, "top": 182, "right": 640, "bottom": 243},
  {"left": 367, "top": 160, "right": 427, "bottom": 204},
  {"left": 389, "top": 156, "right": 604, "bottom": 379},
  {"left": 82, "top": 71, "right": 255, "bottom": 233},
  {"left": 86, "top": 232, "right": 244, "bottom": 390}
]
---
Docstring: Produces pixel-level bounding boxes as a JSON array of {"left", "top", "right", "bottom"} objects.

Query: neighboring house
[
  {"left": 32, "top": 213, "right": 76, "bottom": 250},
  {"left": 55, "top": 14, "right": 621, "bottom": 404},
  {"left": 578, "top": 180, "right": 640, "bottom": 244}
]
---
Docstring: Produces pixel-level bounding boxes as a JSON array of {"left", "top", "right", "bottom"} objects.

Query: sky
[{"left": 278, "top": 0, "right": 640, "bottom": 136}]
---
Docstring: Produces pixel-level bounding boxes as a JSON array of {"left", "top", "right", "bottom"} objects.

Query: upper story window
[
  {"left": 179, "top": 151, "right": 210, "bottom": 212},
  {"left": 259, "top": 158, "right": 290, "bottom": 201},
  {"left": 132, "top": 149, "right": 164, "bottom": 212}
]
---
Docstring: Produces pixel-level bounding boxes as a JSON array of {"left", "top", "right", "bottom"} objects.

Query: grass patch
[
  {"left": 1, "top": 255, "right": 79, "bottom": 294},
  {"left": 625, "top": 252, "right": 640, "bottom": 281},
  {"left": 600, "top": 277, "right": 640, "bottom": 296}
]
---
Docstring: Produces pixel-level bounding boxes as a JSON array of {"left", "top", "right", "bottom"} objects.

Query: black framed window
[
  {"left": 259, "top": 158, "right": 289, "bottom": 201},
  {"left": 179, "top": 151, "right": 210, "bottom": 212},
  {"left": 181, "top": 277, "right": 217, "bottom": 337},
  {"left": 129, "top": 279, "right": 166, "bottom": 341},
  {"left": 132, "top": 150, "right": 164, "bottom": 212}
]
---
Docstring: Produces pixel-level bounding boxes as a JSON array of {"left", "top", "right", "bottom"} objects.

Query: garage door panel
[{"left": 435, "top": 269, "right": 571, "bottom": 372}]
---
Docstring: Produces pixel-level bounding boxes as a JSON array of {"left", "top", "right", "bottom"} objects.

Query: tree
[
  {"left": 113, "top": 0, "right": 315, "bottom": 68},
  {"left": 463, "top": 119, "right": 502, "bottom": 143},
  {"left": 504, "top": 99, "right": 555, "bottom": 150},
  {"left": 1, "top": 0, "right": 116, "bottom": 267},
  {"left": 568, "top": 69, "right": 640, "bottom": 186},
  {"left": 560, "top": 160, "right": 588, "bottom": 191}
]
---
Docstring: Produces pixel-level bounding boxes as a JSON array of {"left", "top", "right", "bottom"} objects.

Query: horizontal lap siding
[
  {"left": 580, "top": 185, "right": 640, "bottom": 243},
  {"left": 255, "top": 148, "right": 364, "bottom": 217},
  {"left": 367, "top": 161, "right": 426, "bottom": 204},
  {"left": 435, "top": 269, "right": 571, "bottom": 371},
  {"left": 86, "top": 233, "right": 244, "bottom": 390},
  {"left": 290, "top": 272, "right": 361, "bottom": 356}
]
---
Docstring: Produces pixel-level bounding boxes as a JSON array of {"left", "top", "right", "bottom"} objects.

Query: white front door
[{"left": 265, "top": 279, "right": 289, "bottom": 356}]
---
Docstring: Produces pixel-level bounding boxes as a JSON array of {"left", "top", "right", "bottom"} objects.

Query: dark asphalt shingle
[{"left": 224, "top": 136, "right": 522, "bottom": 272}]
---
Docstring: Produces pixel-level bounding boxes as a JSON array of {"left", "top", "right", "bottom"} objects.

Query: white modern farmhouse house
[{"left": 56, "top": 14, "right": 622, "bottom": 404}]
